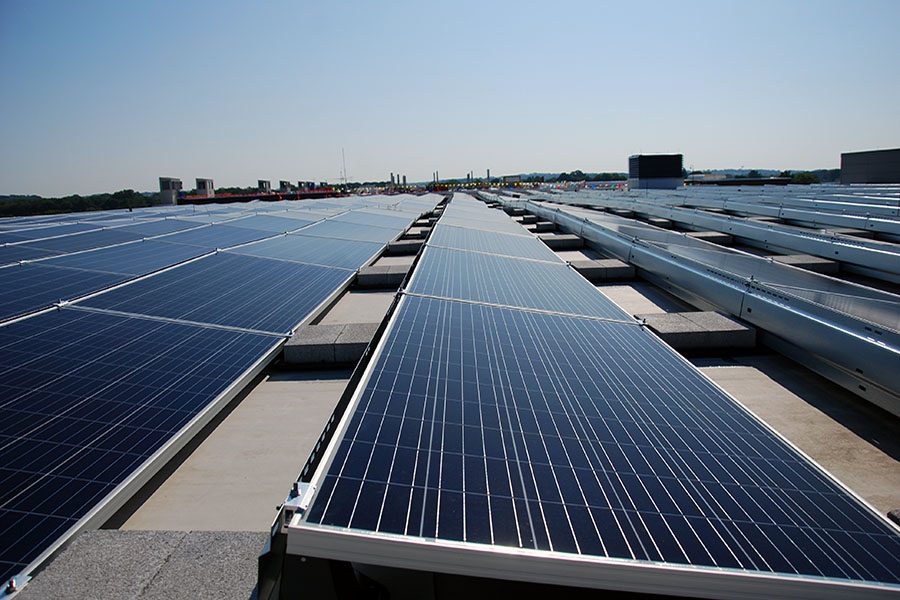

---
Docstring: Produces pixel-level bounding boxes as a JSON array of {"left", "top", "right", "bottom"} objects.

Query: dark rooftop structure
[
  {"left": 627, "top": 154, "right": 683, "bottom": 190},
  {"left": 841, "top": 148, "right": 900, "bottom": 184}
]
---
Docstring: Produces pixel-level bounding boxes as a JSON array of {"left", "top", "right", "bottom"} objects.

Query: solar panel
[
  {"left": 171, "top": 214, "right": 224, "bottom": 224},
  {"left": 429, "top": 224, "right": 561, "bottom": 262},
  {"left": 296, "top": 294, "right": 900, "bottom": 594},
  {"left": 78, "top": 253, "right": 353, "bottom": 334},
  {"left": 438, "top": 213, "right": 532, "bottom": 236},
  {"left": 0, "top": 245, "right": 59, "bottom": 267},
  {"left": 113, "top": 219, "right": 201, "bottom": 237},
  {"left": 229, "top": 235, "right": 383, "bottom": 270},
  {"left": 153, "top": 224, "right": 275, "bottom": 250},
  {"left": 332, "top": 211, "right": 419, "bottom": 231},
  {"left": 4, "top": 222, "right": 101, "bottom": 240},
  {"left": 0, "top": 308, "right": 278, "bottom": 583},
  {"left": 42, "top": 240, "right": 211, "bottom": 276},
  {"left": 408, "top": 246, "right": 631, "bottom": 320},
  {"left": 229, "top": 215, "right": 316, "bottom": 233},
  {"left": 26, "top": 229, "right": 143, "bottom": 254},
  {"left": 0, "top": 233, "right": 29, "bottom": 245},
  {"left": 299, "top": 220, "right": 402, "bottom": 244},
  {"left": 276, "top": 211, "right": 328, "bottom": 222},
  {"left": 0, "top": 263, "right": 127, "bottom": 323}
]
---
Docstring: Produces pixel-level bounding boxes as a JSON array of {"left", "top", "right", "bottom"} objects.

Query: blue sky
[{"left": 1, "top": 0, "right": 899, "bottom": 196}]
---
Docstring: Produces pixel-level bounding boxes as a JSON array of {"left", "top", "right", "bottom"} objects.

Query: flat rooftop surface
[
  {"left": 120, "top": 369, "right": 351, "bottom": 531},
  {"left": 16, "top": 530, "right": 265, "bottom": 600},
  {"left": 697, "top": 355, "right": 900, "bottom": 513}
]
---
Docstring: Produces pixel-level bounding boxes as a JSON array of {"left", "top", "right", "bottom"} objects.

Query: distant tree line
[
  {"left": 778, "top": 169, "right": 841, "bottom": 184},
  {"left": 554, "top": 171, "right": 627, "bottom": 182},
  {"left": 0, "top": 189, "right": 155, "bottom": 217}
]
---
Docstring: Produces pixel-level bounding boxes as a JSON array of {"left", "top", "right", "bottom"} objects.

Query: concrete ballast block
[
  {"left": 609, "top": 208, "right": 634, "bottom": 218},
  {"left": 772, "top": 254, "right": 840, "bottom": 274},
  {"left": 402, "top": 226, "right": 430, "bottom": 239},
  {"left": 284, "top": 324, "right": 343, "bottom": 364},
  {"left": 538, "top": 233, "right": 584, "bottom": 250},
  {"left": 822, "top": 227, "right": 874, "bottom": 239},
  {"left": 333, "top": 322, "right": 380, "bottom": 363},
  {"left": 637, "top": 311, "right": 756, "bottom": 351},
  {"left": 686, "top": 230, "right": 733, "bottom": 245},
  {"left": 284, "top": 323, "right": 380, "bottom": 366},
  {"left": 385, "top": 240, "right": 423, "bottom": 256},
  {"left": 355, "top": 264, "right": 410, "bottom": 289},
  {"left": 569, "top": 259, "right": 635, "bottom": 282},
  {"left": 646, "top": 217, "right": 673, "bottom": 229},
  {"left": 528, "top": 221, "right": 556, "bottom": 233}
]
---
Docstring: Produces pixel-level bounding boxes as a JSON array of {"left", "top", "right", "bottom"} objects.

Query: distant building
[
  {"left": 157, "top": 177, "right": 182, "bottom": 205},
  {"left": 841, "top": 148, "right": 900, "bottom": 184},
  {"left": 195, "top": 178, "right": 214, "bottom": 198},
  {"left": 258, "top": 180, "right": 272, "bottom": 193},
  {"left": 627, "top": 154, "right": 683, "bottom": 190},
  {"left": 279, "top": 180, "right": 292, "bottom": 192},
  {"left": 501, "top": 175, "right": 522, "bottom": 184}
]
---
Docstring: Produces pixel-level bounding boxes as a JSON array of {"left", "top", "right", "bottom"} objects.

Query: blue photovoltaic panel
[
  {"left": 277, "top": 211, "right": 326, "bottom": 223},
  {"left": 0, "top": 309, "right": 277, "bottom": 583},
  {"left": 0, "top": 263, "right": 127, "bottom": 323},
  {"left": 42, "top": 240, "right": 210, "bottom": 276},
  {"left": 154, "top": 224, "right": 274, "bottom": 249},
  {"left": 172, "top": 214, "right": 224, "bottom": 224},
  {"left": 228, "top": 215, "right": 316, "bottom": 233},
  {"left": 0, "top": 233, "right": 30, "bottom": 245},
  {"left": 429, "top": 224, "right": 560, "bottom": 262},
  {"left": 0, "top": 245, "right": 59, "bottom": 267},
  {"left": 304, "top": 295, "right": 900, "bottom": 587},
  {"left": 438, "top": 213, "right": 533, "bottom": 236},
  {"left": 113, "top": 219, "right": 201, "bottom": 237},
  {"left": 332, "top": 211, "right": 418, "bottom": 230},
  {"left": 299, "top": 220, "right": 401, "bottom": 244},
  {"left": 4, "top": 222, "right": 101, "bottom": 240},
  {"left": 229, "top": 235, "right": 383, "bottom": 270},
  {"left": 409, "top": 246, "right": 630, "bottom": 320},
  {"left": 26, "top": 229, "right": 143, "bottom": 254},
  {"left": 80, "top": 253, "right": 353, "bottom": 334}
]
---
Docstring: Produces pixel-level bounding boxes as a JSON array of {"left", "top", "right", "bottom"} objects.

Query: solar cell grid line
[
  {"left": 148, "top": 224, "right": 277, "bottom": 250},
  {"left": 406, "top": 246, "right": 631, "bottom": 321},
  {"left": 298, "top": 220, "right": 406, "bottom": 244},
  {"left": 291, "top": 295, "right": 900, "bottom": 598},
  {"left": 112, "top": 218, "right": 203, "bottom": 238},
  {"left": 226, "top": 214, "right": 317, "bottom": 233},
  {"left": 436, "top": 207, "right": 535, "bottom": 236},
  {"left": 24, "top": 228, "right": 144, "bottom": 254},
  {"left": 332, "top": 211, "right": 419, "bottom": 230},
  {"left": 228, "top": 235, "right": 385, "bottom": 271},
  {"left": 428, "top": 224, "right": 561, "bottom": 263},
  {"left": 77, "top": 253, "right": 354, "bottom": 335},
  {"left": 0, "top": 233, "right": 30, "bottom": 245},
  {"left": 0, "top": 263, "right": 128, "bottom": 324},
  {"left": 0, "top": 308, "right": 280, "bottom": 584},
  {"left": 2, "top": 222, "right": 101, "bottom": 241},
  {"left": 40, "top": 240, "right": 212, "bottom": 277},
  {"left": 0, "top": 245, "right": 59, "bottom": 267}
]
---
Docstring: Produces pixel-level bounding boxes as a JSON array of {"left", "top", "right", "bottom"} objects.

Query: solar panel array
[
  {"left": 291, "top": 194, "right": 900, "bottom": 597},
  {"left": 0, "top": 194, "right": 440, "bottom": 583}
]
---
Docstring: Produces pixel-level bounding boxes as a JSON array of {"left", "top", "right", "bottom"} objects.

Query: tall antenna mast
[{"left": 341, "top": 148, "right": 348, "bottom": 184}]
